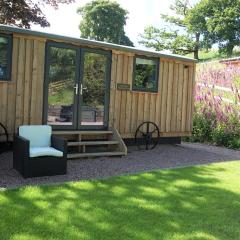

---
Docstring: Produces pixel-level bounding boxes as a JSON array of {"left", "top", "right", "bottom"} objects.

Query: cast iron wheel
[
  {"left": 135, "top": 121, "right": 160, "bottom": 150},
  {"left": 0, "top": 122, "right": 9, "bottom": 154}
]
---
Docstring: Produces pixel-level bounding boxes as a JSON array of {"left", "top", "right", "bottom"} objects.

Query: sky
[{"left": 31, "top": 0, "right": 175, "bottom": 48}]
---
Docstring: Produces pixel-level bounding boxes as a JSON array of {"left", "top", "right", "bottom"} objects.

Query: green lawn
[
  {"left": 1, "top": 161, "right": 240, "bottom": 240},
  {"left": 186, "top": 49, "right": 240, "bottom": 62}
]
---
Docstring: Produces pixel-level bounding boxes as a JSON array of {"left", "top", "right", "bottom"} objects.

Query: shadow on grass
[{"left": 0, "top": 162, "right": 240, "bottom": 240}]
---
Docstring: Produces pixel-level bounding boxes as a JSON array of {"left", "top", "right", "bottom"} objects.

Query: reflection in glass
[
  {"left": 81, "top": 52, "right": 107, "bottom": 126},
  {"left": 0, "top": 37, "right": 9, "bottom": 78},
  {"left": 47, "top": 46, "right": 76, "bottom": 125},
  {"left": 133, "top": 58, "right": 158, "bottom": 91}
]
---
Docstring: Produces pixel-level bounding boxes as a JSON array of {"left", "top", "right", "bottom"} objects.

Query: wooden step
[
  {"left": 53, "top": 130, "right": 113, "bottom": 135},
  {"left": 68, "top": 140, "right": 119, "bottom": 146},
  {"left": 67, "top": 151, "right": 126, "bottom": 159}
]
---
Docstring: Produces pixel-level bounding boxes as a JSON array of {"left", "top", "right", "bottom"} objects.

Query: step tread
[
  {"left": 53, "top": 130, "right": 113, "bottom": 135},
  {"left": 67, "top": 151, "right": 126, "bottom": 159},
  {"left": 68, "top": 140, "right": 119, "bottom": 146}
]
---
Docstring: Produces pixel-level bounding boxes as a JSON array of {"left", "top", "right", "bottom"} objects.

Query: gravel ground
[{"left": 0, "top": 142, "right": 239, "bottom": 189}]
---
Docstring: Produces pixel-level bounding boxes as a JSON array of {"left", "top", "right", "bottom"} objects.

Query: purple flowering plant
[{"left": 191, "top": 63, "right": 240, "bottom": 148}]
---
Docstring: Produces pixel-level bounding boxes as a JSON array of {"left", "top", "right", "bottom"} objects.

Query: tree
[
  {"left": 187, "top": 0, "right": 240, "bottom": 56},
  {"left": 139, "top": 0, "right": 203, "bottom": 59},
  {"left": 0, "top": 0, "right": 74, "bottom": 29},
  {"left": 77, "top": 0, "right": 134, "bottom": 46}
]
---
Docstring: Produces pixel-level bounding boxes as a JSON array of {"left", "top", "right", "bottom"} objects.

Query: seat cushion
[
  {"left": 19, "top": 125, "right": 52, "bottom": 148},
  {"left": 30, "top": 147, "right": 63, "bottom": 158}
]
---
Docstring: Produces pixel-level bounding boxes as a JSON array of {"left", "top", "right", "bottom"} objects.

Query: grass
[
  {"left": 48, "top": 88, "right": 73, "bottom": 105},
  {"left": 1, "top": 161, "right": 240, "bottom": 240},
  {"left": 186, "top": 49, "right": 240, "bottom": 62}
]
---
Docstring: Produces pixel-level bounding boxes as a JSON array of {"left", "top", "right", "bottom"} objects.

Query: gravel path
[{"left": 0, "top": 142, "right": 239, "bottom": 189}]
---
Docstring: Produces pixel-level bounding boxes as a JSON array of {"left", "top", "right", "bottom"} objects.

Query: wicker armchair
[{"left": 13, "top": 125, "right": 67, "bottom": 178}]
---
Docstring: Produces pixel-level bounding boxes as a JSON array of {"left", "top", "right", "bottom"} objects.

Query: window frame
[
  {"left": 0, "top": 33, "right": 13, "bottom": 81},
  {"left": 132, "top": 55, "right": 159, "bottom": 93}
]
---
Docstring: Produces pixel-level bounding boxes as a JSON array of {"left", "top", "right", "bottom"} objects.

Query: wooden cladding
[
  {"left": 0, "top": 33, "right": 195, "bottom": 140},
  {"left": 109, "top": 53, "right": 195, "bottom": 138},
  {"left": 0, "top": 36, "right": 45, "bottom": 139}
]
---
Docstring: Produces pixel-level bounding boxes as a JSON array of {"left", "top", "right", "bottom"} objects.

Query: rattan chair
[{"left": 13, "top": 125, "right": 67, "bottom": 178}]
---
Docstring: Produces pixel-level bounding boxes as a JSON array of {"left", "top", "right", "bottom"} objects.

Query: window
[
  {"left": 132, "top": 56, "right": 158, "bottom": 92},
  {"left": 0, "top": 34, "right": 12, "bottom": 80}
]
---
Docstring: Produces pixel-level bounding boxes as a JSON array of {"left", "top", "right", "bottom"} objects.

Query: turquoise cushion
[
  {"left": 19, "top": 125, "right": 52, "bottom": 148},
  {"left": 30, "top": 147, "right": 63, "bottom": 158}
]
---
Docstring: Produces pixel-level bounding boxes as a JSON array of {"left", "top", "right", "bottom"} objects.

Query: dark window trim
[
  {"left": 132, "top": 55, "right": 159, "bottom": 93},
  {"left": 43, "top": 41, "right": 80, "bottom": 130},
  {"left": 79, "top": 47, "right": 111, "bottom": 130},
  {"left": 0, "top": 33, "right": 13, "bottom": 81},
  {"left": 43, "top": 40, "right": 112, "bottom": 130}
]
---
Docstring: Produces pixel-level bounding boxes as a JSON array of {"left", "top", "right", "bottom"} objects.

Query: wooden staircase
[{"left": 53, "top": 128, "right": 127, "bottom": 159}]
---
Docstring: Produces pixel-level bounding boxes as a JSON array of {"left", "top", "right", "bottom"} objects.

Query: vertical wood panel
[
  {"left": 0, "top": 34, "right": 196, "bottom": 140},
  {"left": 137, "top": 93, "right": 144, "bottom": 126},
  {"left": 0, "top": 83, "right": 7, "bottom": 126},
  {"left": 143, "top": 93, "right": 150, "bottom": 122},
  {"left": 166, "top": 61, "right": 173, "bottom": 132},
  {"left": 109, "top": 53, "right": 118, "bottom": 127},
  {"left": 119, "top": 55, "right": 128, "bottom": 133},
  {"left": 171, "top": 63, "right": 179, "bottom": 132},
  {"left": 114, "top": 54, "right": 123, "bottom": 130},
  {"left": 30, "top": 40, "right": 39, "bottom": 124},
  {"left": 160, "top": 61, "right": 169, "bottom": 132},
  {"left": 35, "top": 41, "right": 45, "bottom": 124},
  {"left": 23, "top": 39, "right": 33, "bottom": 124},
  {"left": 155, "top": 61, "right": 163, "bottom": 129},
  {"left": 15, "top": 38, "right": 26, "bottom": 131},
  {"left": 181, "top": 67, "right": 189, "bottom": 131},
  {"left": 6, "top": 37, "right": 19, "bottom": 135},
  {"left": 125, "top": 56, "right": 133, "bottom": 133},
  {"left": 130, "top": 93, "right": 138, "bottom": 133},
  {"left": 150, "top": 94, "right": 156, "bottom": 123},
  {"left": 176, "top": 64, "right": 184, "bottom": 132}
]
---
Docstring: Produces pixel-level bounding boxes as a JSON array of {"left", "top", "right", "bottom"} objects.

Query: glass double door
[{"left": 44, "top": 42, "right": 111, "bottom": 130}]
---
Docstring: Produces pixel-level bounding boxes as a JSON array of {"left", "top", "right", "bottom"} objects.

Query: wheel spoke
[
  {"left": 135, "top": 121, "right": 160, "bottom": 151},
  {"left": 139, "top": 130, "right": 145, "bottom": 135},
  {"left": 150, "top": 127, "right": 157, "bottom": 134},
  {"left": 146, "top": 122, "right": 149, "bottom": 134}
]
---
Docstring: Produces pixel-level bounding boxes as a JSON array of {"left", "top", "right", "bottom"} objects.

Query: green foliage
[
  {"left": 47, "top": 46, "right": 108, "bottom": 108},
  {"left": 211, "top": 123, "right": 232, "bottom": 146},
  {"left": 82, "top": 52, "right": 106, "bottom": 107},
  {"left": 49, "top": 47, "right": 76, "bottom": 83},
  {"left": 190, "top": 112, "right": 213, "bottom": 143},
  {"left": 186, "top": 49, "right": 240, "bottom": 61},
  {"left": 48, "top": 88, "right": 73, "bottom": 105},
  {"left": 134, "top": 65, "right": 155, "bottom": 90},
  {"left": 229, "top": 138, "right": 240, "bottom": 149},
  {"left": 139, "top": 0, "right": 201, "bottom": 59},
  {"left": 77, "top": 0, "right": 133, "bottom": 46},
  {"left": 139, "top": 26, "right": 177, "bottom": 52},
  {"left": 140, "top": 0, "right": 240, "bottom": 58},
  {"left": 211, "top": 120, "right": 240, "bottom": 149},
  {"left": 187, "top": 0, "right": 240, "bottom": 56},
  {"left": 133, "top": 58, "right": 157, "bottom": 91},
  {"left": 188, "top": 112, "right": 240, "bottom": 149}
]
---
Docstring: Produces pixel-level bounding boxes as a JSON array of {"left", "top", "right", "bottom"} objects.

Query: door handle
[
  {"left": 80, "top": 84, "right": 87, "bottom": 95},
  {"left": 74, "top": 84, "right": 78, "bottom": 95}
]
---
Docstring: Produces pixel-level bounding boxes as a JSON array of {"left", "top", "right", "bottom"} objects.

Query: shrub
[
  {"left": 189, "top": 63, "right": 240, "bottom": 149},
  {"left": 229, "top": 138, "right": 240, "bottom": 149},
  {"left": 191, "top": 112, "right": 213, "bottom": 143},
  {"left": 211, "top": 123, "right": 233, "bottom": 146}
]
